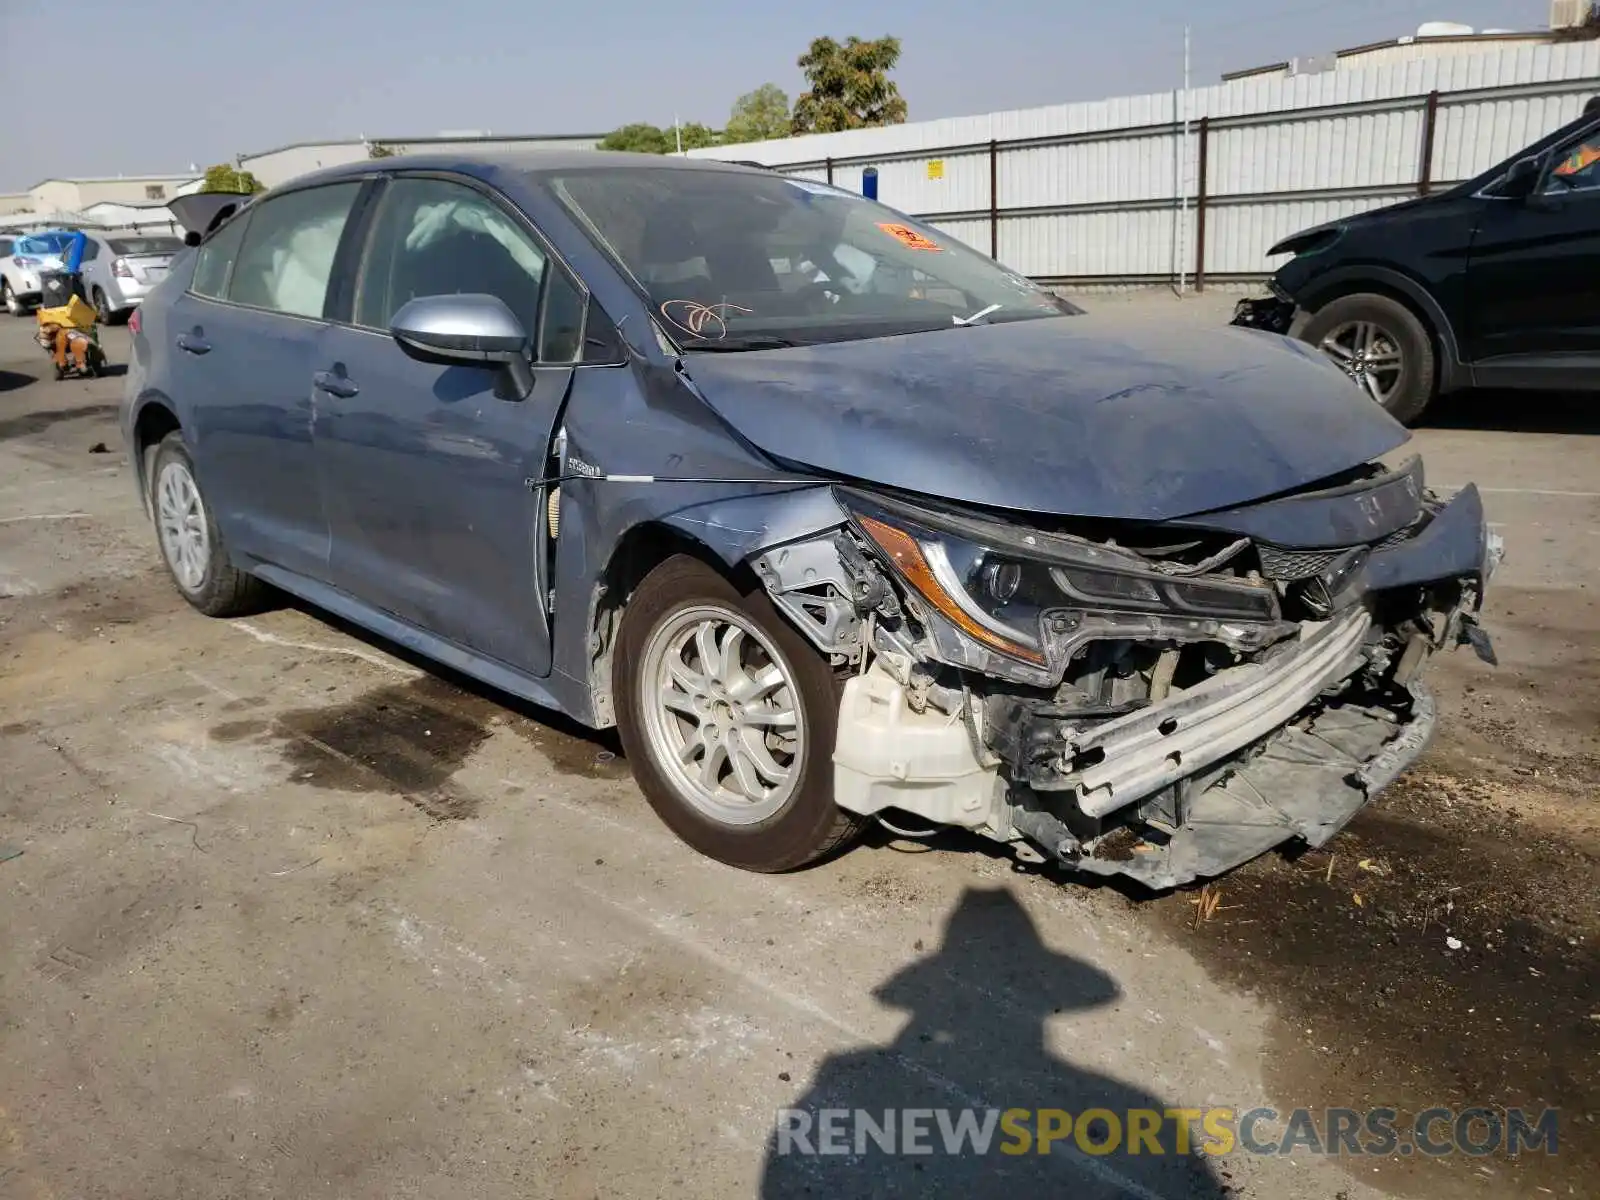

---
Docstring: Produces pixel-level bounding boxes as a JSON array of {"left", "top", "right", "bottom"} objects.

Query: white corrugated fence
[{"left": 690, "top": 41, "right": 1600, "bottom": 287}]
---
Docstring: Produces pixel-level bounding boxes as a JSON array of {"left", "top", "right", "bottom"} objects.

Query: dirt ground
[{"left": 1, "top": 299, "right": 1595, "bottom": 1200}]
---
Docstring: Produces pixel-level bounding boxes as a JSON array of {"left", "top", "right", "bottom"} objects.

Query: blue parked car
[{"left": 123, "top": 152, "right": 1497, "bottom": 887}]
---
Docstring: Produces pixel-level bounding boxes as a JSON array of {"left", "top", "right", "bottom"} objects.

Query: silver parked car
[{"left": 79, "top": 232, "right": 184, "bottom": 323}]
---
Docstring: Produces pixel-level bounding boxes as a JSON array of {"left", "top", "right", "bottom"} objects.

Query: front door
[
  {"left": 171, "top": 181, "right": 365, "bottom": 577},
  {"left": 1465, "top": 124, "right": 1600, "bottom": 372},
  {"left": 313, "top": 175, "right": 581, "bottom": 677}
]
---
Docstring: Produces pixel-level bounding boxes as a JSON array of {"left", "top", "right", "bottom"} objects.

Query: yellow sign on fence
[{"left": 927, "top": 159, "right": 945, "bottom": 181}]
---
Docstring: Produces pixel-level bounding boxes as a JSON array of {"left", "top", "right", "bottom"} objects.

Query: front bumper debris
[
  {"left": 1063, "top": 609, "right": 1371, "bottom": 819},
  {"left": 1069, "top": 683, "right": 1435, "bottom": 889},
  {"left": 1231, "top": 295, "right": 1296, "bottom": 335},
  {"left": 807, "top": 461, "right": 1495, "bottom": 890}
]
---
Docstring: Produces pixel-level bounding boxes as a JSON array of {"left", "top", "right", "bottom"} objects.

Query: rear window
[{"left": 109, "top": 237, "right": 181, "bottom": 256}]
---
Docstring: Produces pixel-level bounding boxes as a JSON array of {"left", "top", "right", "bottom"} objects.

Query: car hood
[{"left": 680, "top": 315, "right": 1410, "bottom": 522}]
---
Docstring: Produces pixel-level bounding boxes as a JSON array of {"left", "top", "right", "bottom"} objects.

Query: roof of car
[{"left": 279, "top": 149, "right": 764, "bottom": 190}]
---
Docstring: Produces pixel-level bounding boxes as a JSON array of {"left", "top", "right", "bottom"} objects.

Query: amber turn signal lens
[{"left": 857, "top": 516, "right": 1046, "bottom": 666}]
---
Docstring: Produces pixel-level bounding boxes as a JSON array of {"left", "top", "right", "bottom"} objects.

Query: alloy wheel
[
  {"left": 639, "top": 604, "right": 805, "bottom": 825},
  {"left": 3, "top": 283, "right": 18, "bottom": 316},
  {"left": 156, "top": 460, "right": 211, "bottom": 592},
  {"left": 1319, "top": 320, "right": 1403, "bottom": 407}
]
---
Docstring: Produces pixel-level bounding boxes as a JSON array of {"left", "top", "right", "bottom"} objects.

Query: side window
[
  {"left": 227, "top": 183, "right": 362, "bottom": 317},
  {"left": 191, "top": 213, "right": 250, "bottom": 299},
  {"left": 80, "top": 240, "right": 101, "bottom": 262},
  {"left": 1547, "top": 130, "right": 1600, "bottom": 194},
  {"left": 355, "top": 177, "right": 546, "bottom": 338}
]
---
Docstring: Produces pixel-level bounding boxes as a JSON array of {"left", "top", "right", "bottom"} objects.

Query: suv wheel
[
  {"left": 150, "top": 432, "right": 267, "bottom": 617},
  {"left": 614, "top": 555, "right": 865, "bottom": 872},
  {"left": 2, "top": 280, "right": 22, "bottom": 317},
  {"left": 1301, "top": 293, "right": 1435, "bottom": 424},
  {"left": 92, "top": 287, "right": 114, "bottom": 324}
]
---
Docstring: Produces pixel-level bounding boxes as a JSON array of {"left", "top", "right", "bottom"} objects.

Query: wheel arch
[
  {"left": 578, "top": 487, "right": 850, "bottom": 728},
  {"left": 1297, "top": 265, "right": 1468, "bottom": 393},
  {"left": 130, "top": 396, "right": 183, "bottom": 516},
  {"left": 583, "top": 522, "right": 750, "bottom": 729}
]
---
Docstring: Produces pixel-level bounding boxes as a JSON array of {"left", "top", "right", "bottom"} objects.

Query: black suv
[{"left": 1235, "top": 98, "right": 1600, "bottom": 423}]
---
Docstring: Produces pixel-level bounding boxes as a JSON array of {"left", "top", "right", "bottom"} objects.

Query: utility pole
[{"left": 1177, "top": 24, "right": 1191, "bottom": 296}]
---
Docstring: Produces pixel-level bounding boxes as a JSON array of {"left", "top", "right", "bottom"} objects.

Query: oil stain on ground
[
  {"left": 212, "top": 674, "right": 628, "bottom": 821},
  {"left": 1146, "top": 773, "right": 1598, "bottom": 1200}
]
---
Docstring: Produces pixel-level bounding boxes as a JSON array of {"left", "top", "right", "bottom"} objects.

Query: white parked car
[
  {"left": 78, "top": 232, "right": 185, "bottom": 323},
  {"left": 1, "top": 231, "right": 71, "bottom": 316}
]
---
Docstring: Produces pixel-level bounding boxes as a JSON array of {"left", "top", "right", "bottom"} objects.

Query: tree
[
  {"left": 723, "top": 84, "right": 791, "bottom": 146},
  {"left": 792, "top": 36, "right": 908, "bottom": 134},
  {"left": 598, "top": 121, "right": 721, "bottom": 154},
  {"left": 677, "top": 122, "right": 721, "bottom": 152},
  {"left": 598, "top": 122, "right": 673, "bottom": 154},
  {"left": 200, "top": 163, "right": 264, "bottom": 194}
]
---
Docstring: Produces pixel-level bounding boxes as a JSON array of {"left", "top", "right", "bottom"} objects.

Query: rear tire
[
  {"left": 92, "top": 287, "right": 115, "bottom": 324},
  {"left": 1301, "top": 292, "right": 1436, "bottom": 425},
  {"left": 614, "top": 555, "right": 864, "bottom": 872},
  {"left": 150, "top": 432, "right": 267, "bottom": 617}
]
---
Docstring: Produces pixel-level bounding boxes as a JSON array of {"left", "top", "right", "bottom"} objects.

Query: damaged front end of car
[{"left": 752, "top": 457, "right": 1500, "bottom": 890}]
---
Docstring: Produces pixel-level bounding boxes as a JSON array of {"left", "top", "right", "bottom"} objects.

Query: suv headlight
[{"left": 844, "top": 493, "right": 1278, "bottom": 668}]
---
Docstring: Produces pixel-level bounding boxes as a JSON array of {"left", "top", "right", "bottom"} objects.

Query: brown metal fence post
[
  {"left": 1418, "top": 90, "right": 1440, "bottom": 196},
  {"left": 989, "top": 139, "right": 1000, "bottom": 259},
  {"left": 1194, "top": 116, "right": 1210, "bottom": 293}
]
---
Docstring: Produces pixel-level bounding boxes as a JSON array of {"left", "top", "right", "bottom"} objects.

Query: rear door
[
  {"left": 167, "top": 181, "right": 369, "bottom": 578},
  {"left": 312, "top": 174, "right": 584, "bottom": 676},
  {"left": 1465, "top": 124, "right": 1600, "bottom": 376}
]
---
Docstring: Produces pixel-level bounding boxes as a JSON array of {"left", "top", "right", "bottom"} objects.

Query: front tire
[
  {"left": 150, "top": 432, "right": 266, "bottom": 617},
  {"left": 1301, "top": 292, "right": 1436, "bottom": 425},
  {"left": 3, "top": 280, "right": 23, "bottom": 317},
  {"left": 614, "top": 555, "right": 864, "bottom": 872}
]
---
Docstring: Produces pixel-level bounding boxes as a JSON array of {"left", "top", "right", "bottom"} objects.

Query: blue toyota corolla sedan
[{"left": 122, "top": 152, "right": 1498, "bottom": 887}]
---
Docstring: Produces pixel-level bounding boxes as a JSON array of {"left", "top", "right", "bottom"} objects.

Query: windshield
[
  {"left": 16, "top": 233, "right": 70, "bottom": 256},
  {"left": 549, "top": 167, "right": 1072, "bottom": 347},
  {"left": 108, "top": 236, "right": 181, "bottom": 256}
]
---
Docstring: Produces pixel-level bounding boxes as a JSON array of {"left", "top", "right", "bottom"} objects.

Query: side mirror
[
  {"left": 1496, "top": 155, "right": 1544, "bottom": 200},
  {"left": 390, "top": 293, "right": 534, "bottom": 399}
]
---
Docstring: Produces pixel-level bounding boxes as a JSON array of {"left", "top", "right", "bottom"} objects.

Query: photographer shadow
[{"left": 760, "top": 887, "right": 1228, "bottom": 1198}]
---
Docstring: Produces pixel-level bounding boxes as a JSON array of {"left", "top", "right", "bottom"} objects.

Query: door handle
[
  {"left": 175, "top": 332, "right": 211, "bottom": 355},
  {"left": 313, "top": 370, "right": 359, "bottom": 398}
]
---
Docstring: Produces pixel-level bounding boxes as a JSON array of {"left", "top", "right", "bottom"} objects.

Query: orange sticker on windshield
[{"left": 877, "top": 222, "right": 942, "bottom": 251}]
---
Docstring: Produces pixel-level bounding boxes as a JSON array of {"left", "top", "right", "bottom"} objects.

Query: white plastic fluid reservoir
[{"left": 832, "top": 665, "right": 1000, "bottom": 828}]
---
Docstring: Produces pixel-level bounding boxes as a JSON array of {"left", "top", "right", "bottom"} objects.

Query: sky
[{"left": 1, "top": 0, "right": 1541, "bottom": 190}]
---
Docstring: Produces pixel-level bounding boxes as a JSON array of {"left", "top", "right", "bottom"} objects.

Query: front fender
[{"left": 655, "top": 486, "right": 849, "bottom": 568}]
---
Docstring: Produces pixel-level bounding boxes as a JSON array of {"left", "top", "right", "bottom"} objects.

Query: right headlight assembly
[{"left": 844, "top": 493, "right": 1278, "bottom": 669}]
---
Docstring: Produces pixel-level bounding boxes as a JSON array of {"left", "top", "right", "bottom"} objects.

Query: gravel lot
[{"left": 1, "top": 297, "right": 1595, "bottom": 1200}]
